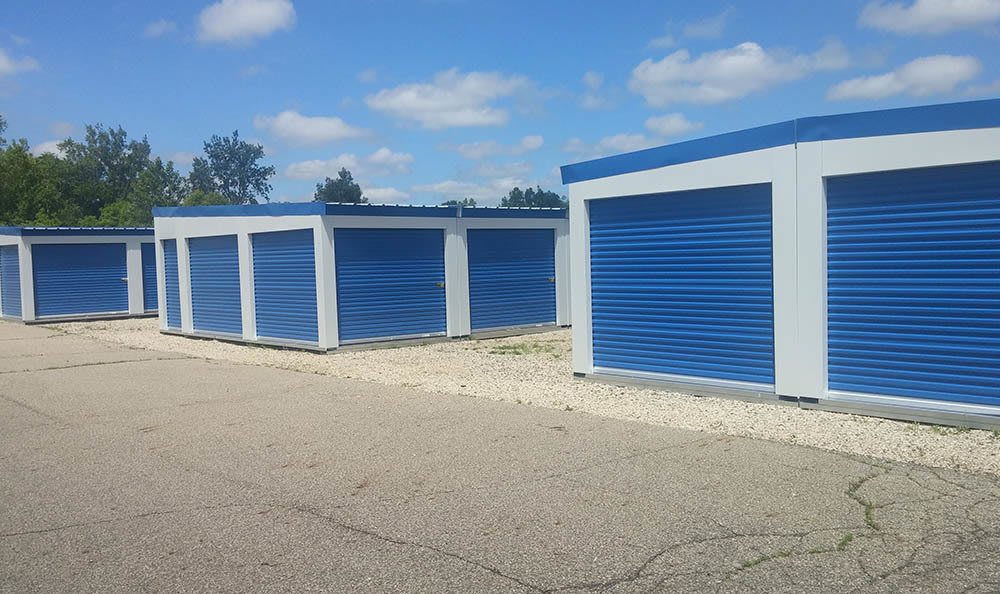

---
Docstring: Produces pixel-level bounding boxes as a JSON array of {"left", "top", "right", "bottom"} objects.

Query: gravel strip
[{"left": 55, "top": 317, "right": 1000, "bottom": 476}]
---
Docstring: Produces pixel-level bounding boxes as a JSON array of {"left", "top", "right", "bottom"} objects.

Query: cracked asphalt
[{"left": 1, "top": 323, "right": 998, "bottom": 593}]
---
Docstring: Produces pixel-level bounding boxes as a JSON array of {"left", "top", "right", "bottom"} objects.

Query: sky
[{"left": 1, "top": 0, "right": 999, "bottom": 205}]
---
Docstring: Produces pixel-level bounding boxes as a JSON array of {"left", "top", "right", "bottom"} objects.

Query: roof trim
[
  {"left": 0, "top": 226, "right": 154, "bottom": 237},
  {"left": 153, "top": 202, "right": 568, "bottom": 219},
  {"left": 560, "top": 98, "right": 1000, "bottom": 184}
]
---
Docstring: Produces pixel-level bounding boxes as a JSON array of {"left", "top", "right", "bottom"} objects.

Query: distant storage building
[
  {"left": 561, "top": 99, "right": 1000, "bottom": 428},
  {"left": 152, "top": 203, "right": 569, "bottom": 350},
  {"left": 0, "top": 227, "right": 157, "bottom": 322}
]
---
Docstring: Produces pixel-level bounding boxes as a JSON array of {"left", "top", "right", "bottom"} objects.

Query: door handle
[
  {"left": 120, "top": 277, "right": 129, "bottom": 282},
  {"left": 435, "top": 281, "right": 446, "bottom": 288}
]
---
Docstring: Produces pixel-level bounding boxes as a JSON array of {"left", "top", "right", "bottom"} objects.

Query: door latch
[
  {"left": 547, "top": 277, "right": 556, "bottom": 283},
  {"left": 435, "top": 281, "right": 446, "bottom": 288}
]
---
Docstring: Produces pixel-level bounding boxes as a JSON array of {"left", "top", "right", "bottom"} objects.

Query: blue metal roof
[
  {"left": 153, "top": 202, "right": 567, "bottom": 219},
  {"left": 0, "top": 226, "right": 154, "bottom": 237},
  {"left": 561, "top": 98, "right": 1000, "bottom": 185}
]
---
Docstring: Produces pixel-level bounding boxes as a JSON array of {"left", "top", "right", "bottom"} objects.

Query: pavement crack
[
  {"left": 0, "top": 503, "right": 254, "bottom": 538},
  {"left": 0, "top": 356, "right": 192, "bottom": 375},
  {"left": 288, "top": 504, "right": 544, "bottom": 592}
]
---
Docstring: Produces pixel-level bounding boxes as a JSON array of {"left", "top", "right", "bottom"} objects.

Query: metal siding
[
  {"left": 252, "top": 229, "right": 319, "bottom": 343},
  {"left": 0, "top": 245, "right": 21, "bottom": 318},
  {"left": 588, "top": 184, "right": 775, "bottom": 384},
  {"left": 188, "top": 235, "right": 242, "bottom": 335},
  {"left": 334, "top": 228, "right": 446, "bottom": 342},
  {"left": 162, "top": 239, "right": 181, "bottom": 329},
  {"left": 467, "top": 228, "right": 556, "bottom": 331},
  {"left": 32, "top": 243, "right": 128, "bottom": 317},
  {"left": 827, "top": 161, "right": 1000, "bottom": 407},
  {"left": 141, "top": 243, "right": 158, "bottom": 311}
]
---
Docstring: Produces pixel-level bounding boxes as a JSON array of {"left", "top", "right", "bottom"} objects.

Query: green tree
[
  {"left": 0, "top": 141, "right": 77, "bottom": 225},
  {"left": 200, "top": 131, "right": 274, "bottom": 204},
  {"left": 314, "top": 168, "right": 366, "bottom": 203},
  {"left": 499, "top": 186, "right": 567, "bottom": 208},
  {"left": 0, "top": 114, "right": 7, "bottom": 148},
  {"left": 183, "top": 189, "right": 229, "bottom": 207},
  {"left": 127, "top": 158, "right": 189, "bottom": 225},
  {"left": 441, "top": 197, "right": 477, "bottom": 207},
  {"left": 58, "top": 124, "right": 153, "bottom": 217},
  {"left": 188, "top": 156, "right": 216, "bottom": 193}
]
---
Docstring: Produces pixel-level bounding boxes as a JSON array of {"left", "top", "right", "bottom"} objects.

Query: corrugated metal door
[
  {"left": 0, "top": 245, "right": 21, "bottom": 318},
  {"left": 32, "top": 243, "right": 128, "bottom": 317},
  {"left": 188, "top": 235, "right": 242, "bottom": 335},
  {"left": 162, "top": 239, "right": 181, "bottom": 329},
  {"left": 467, "top": 228, "right": 556, "bottom": 331},
  {"left": 252, "top": 229, "right": 319, "bottom": 343},
  {"left": 335, "top": 228, "right": 446, "bottom": 342},
  {"left": 827, "top": 161, "right": 1000, "bottom": 407},
  {"left": 141, "top": 243, "right": 158, "bottom": 312},
  {"left": 588, "top": 184, "right": 775, "bottom": 385}
]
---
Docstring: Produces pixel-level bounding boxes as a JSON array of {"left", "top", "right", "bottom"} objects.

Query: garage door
[
  {"left": 252, "top": 229, "right": 318, "bottom": 344},
  {"left": 335, "top": 228, "right": 446, "bottom": 343},
  {"left": 0, "top": 245, "right": 20, "bottom": 318},
  {"left": 32, "top": 243, "right": 128, "bottom": 317},
  {"left": 588, "top": 184, "right": 775, "bottom": 385},
  {"left": 162, "top": 239, "right": 181, "bottom": 329},
  {"left": 827, "top": 161, "right": 1000, "bottom": 407},
  {"left": 188, "top": 235, "right": 242, "bottom": 336},
  {"left": 141, "top": 243, "right": 157, "bottom": 312},
  {"left": 467, "top": 228, "right": 556, "bottom": 331}
]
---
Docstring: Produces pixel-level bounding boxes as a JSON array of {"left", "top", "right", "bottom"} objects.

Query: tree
[
  {"left": 499, "top": 186, "right": 567, "bottom": 208},
  {"left": 441, "top": 197, "right": 477, "bottom": 207},
  {"left": 200, "top": 131, "right": 274, "bottom": 205},
  {"left": 0, "top": 141, "right": 77, "bottom": 225},
  {"left": 58, "top": 124, "right": 153, "bottom": 217},
  {"left": 183, "top": 189, "right": 229, "bottom": 207},
  {"left": 127, "top": 158, "right": 189, "bottom": 225},
  {"left": 188, "top": 157, "right": 216, "bottom": 193},
  {"left": 314, "top": 168, "right": 366, "bottom": 203},
  {"left": 0, "top": 114, "right": 7, "bottom": 148}
]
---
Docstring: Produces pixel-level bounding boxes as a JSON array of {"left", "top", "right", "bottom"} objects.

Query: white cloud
[
  {"left": 965, "top": 79, "right": 1000, "bottom": 97},
  {"left": 644, "top": 113, "right": 703, "bottom": 137},
  {"left": 450, "top": 135, "right": 544, "bottom": 160},
  {"left": 683, "top": 7, "right": 734, "bottom": 39},
  {"left": 48, "top": 121, "right": 74, "bottom": 137},
  {"left": 582, "top": 71, "right": 604, "bottom": 90},
  {"left": 284, "top": 147, "right": 413, "bottom": 180},
  {"left": 197, "top": 0, "right": 296, "bottom": 44},
  {"left": 168, "top": 151, "right": 196, "bottom": 167},
  {"left": 31, "top": 140, "right": 65, "bottom": 158},
  {"left": 253, "top": 110, "right": 368, "bottom": 146},
  {"left": 563, "top": 134, "right": 660, "bottom": 159},
  {"left": 363, "top": 186, "right": 410, "bottom": 203},
  {"left": 357, "top": 68, "right": 377, "bottom": 83},
  {"left": 144, "top": 19, "right": 177, "bottom": 38},
  {"left": 10, "top": 35, "right": 29, "bottom": 46},
  {"left": 0, "top": 48, "right": 39, "bottom": 77},
  {"left": 647, "top": 34, "right": 677, "bottom": 49},
  {"left": 859, "top": 0, "right": 1000, "bottom": 34},
  {"left": 828, "top": 54, "right": 981, "bottom": 100},
  {"left": 472, "top": 161, "right": 533, "bottom": 179},
  {"left": 629, "top": 39, "right": 849, "bottom": 106},
  {"left": 581, "top": 70, "right": 613, "bottom": 110},
  {"left": 365, "top": 68, "right": 530, "bottom": 129}
]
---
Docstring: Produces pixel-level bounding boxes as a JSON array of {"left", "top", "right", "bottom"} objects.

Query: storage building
[
  {"left": 0, "top": 227, "right": 158, "bottom": 322},
  {"left": 560, "top": 99, "right": 1000, "bottom": 428},
  {"left": 152, "top": 203, "right": 569, "bottom": 350}
]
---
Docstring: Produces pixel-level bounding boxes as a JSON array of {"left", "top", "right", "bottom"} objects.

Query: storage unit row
[
  {"left": 152, "top": 203, "right": 570, "bottom": 350},
  {"left": 0, "top": 227, "right": 157, "bottom": 322},
  {"left": 560, "top": 99, "right": 1000, "bottom": 428}
]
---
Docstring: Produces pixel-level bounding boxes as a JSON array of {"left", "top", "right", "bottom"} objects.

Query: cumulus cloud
[
  {"left": 683, "top": 7, "right": 734, "bottom": 39},
  {"left": 629, "top": 39, "right": 849, "bottom": 106},
  {"left": 647, "top": 34, "right": 677, "bottom": 50},
  {"left": 563, "top": 134, "right": 661, "bottom": 159},
  {"left": 581, "top": 70, "right": 613, "bottom": 110},
  {"left": 449, "top": 135, "right": 544, "bottom": 160},
  {"left": 144, "top": 19, "right": 177, "bottom": 38},
  {"left": 363, "top": 186, "right": 410, "bottom": 203},
  {"left": 253, "top": 110, "right": 368, "bottom": 146},
  {"left": 197, "top": 0, "right": 296, "bottom": 44},
  {"left": 168, "top": 151, "right": 196, "bottom": 167},
  {"left": 31, "top": 140, "right": 65, "bottom": 158},
  {"left": 48, "top": 121, "right": 74, "bottom": 137},
  {"left": 0, "top": 48, "right": 39, "bottom": 77},
  {"left": 644, "top": 113, "right": 703, "bottom": 137},
  {"left": 284, "top": 147, "right": 413, "bottom": 180},
  {"left": 828, "top": 54, "right": 981, "bottom": 100},
  {"left": 365, "top": 68, "right": 531, "bottom": 129},
  {"left": 859, "top": 0, "right": 1000, "bottom": 34}
]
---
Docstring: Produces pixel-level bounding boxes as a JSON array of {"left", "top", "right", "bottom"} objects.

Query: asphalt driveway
[{"left": 1, "top": 322, "right": 998, "bottom": 593}]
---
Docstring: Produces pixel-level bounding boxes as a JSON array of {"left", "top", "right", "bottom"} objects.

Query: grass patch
[
  {"left": 847, "top": 475, "right": 880, "bottom": 531},
  {"left": 740, "top": 549, "right": 793, "bottom": 569},
  {"left": 489, "top": 342, "right": 558, "bottom": 356}
]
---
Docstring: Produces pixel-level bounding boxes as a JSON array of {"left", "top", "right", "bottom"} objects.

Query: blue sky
[{"left": 2, "top": 0, "right": 998, "bottom": 205}]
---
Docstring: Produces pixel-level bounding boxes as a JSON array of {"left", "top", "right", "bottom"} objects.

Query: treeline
[{"left": 0, "top": 115, "right": 274, "bottom": 227}]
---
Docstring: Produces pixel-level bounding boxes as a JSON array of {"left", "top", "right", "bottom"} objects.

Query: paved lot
[{"left": 1, "top": 322, "right": 998, "bottom": 593}]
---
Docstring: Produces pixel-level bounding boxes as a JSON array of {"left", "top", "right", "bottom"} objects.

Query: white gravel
[{"left": 55, "top": 317, "right": 1000, "bottom": 476}]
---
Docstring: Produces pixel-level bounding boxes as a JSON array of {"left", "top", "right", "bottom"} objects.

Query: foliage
[
  {"left": 183, "top": 189, "right": 230, "bottom": 207},
  {"left": 441, "top": 197, "right": 477, "bottom": 207},
  {"left": 200, "top": 131, "right": 274, "bottom": 205},
  {"left": 499, "top": 186, "right": 567, "bottom": 208},
  {"left": 314, "top": 168, "right": 367, "bottom": 203}
]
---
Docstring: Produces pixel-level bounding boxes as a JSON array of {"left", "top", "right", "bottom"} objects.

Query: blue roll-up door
[
  {"left": 252, "top": 229, "right": 318, "bottom": 343},
  {"left": 335, "top": 228, "right": 446, "bottom": 342},
  {"left": 1, "top": 245, "right": 21, "bottom": 319},
  {"left": 467, "top": 228, "right": 556, "bottom": 331},
  {"left": 162, "top": 239, "right": 181, "bottom": 329},
  {"left": 141, "top": 243, "right": 157, "bottom": 312},
  {"left": 32, "top": 243, "right": 128, "bottom": 317},
  {"left": 188, "top": 235, "right": 242, "bottom": 336},
  {"left": 827, "top": 161, "right": 1000, "bottom": 407},
  {"left": 588, "top": 184, "right": 775, "bottom": 385}
]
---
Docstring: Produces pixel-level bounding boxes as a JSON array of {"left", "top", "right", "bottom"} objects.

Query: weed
[
  {"left": 836, "top": 532, "right": 854, "bottom": 551},
  {"left": 991, "top": 429, "right": 1000, "bottom": 440},
  {"left": 740, "top": 550, "right": 792, "bottom": 569},
  {"left": 489, "top": 342, "right": 558, "bottom": 356}
]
